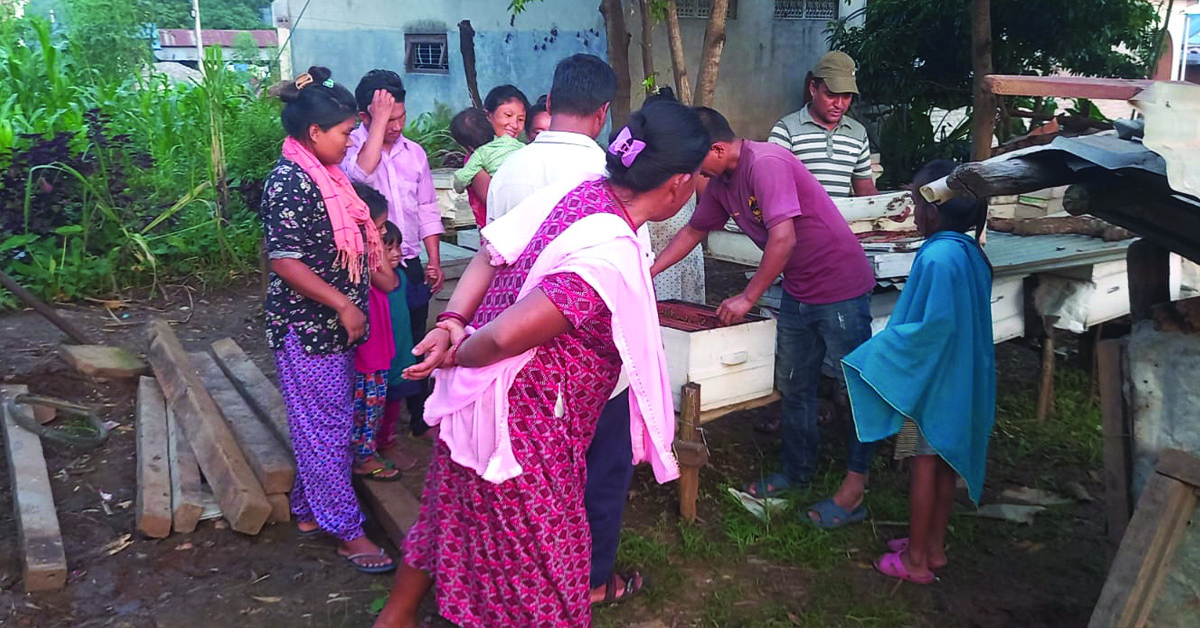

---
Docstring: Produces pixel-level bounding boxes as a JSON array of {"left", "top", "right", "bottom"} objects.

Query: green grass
[{"left": 992, "top": 366, "right": 1103, "bottom": 473}]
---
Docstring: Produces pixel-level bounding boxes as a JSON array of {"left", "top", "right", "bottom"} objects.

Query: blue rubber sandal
[
  {"left": 806, "top": 497, "right": 868, "bottom": 529},
  {"left": 744, "top": 472, "right": 792, "bottom": 498}
]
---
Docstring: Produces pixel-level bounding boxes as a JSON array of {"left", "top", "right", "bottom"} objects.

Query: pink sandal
[
  {"left": 888, "top": 538, "right": 909, "bottom": 553},
  {"left": 874, "top": 551, "right": 936, "bottom": 585}
]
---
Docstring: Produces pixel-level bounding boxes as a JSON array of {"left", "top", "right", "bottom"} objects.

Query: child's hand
[
  {"left": 368, "top": 89, "right": 396, "bottom": 124},
  {"left": 337, "top": 302, "right": 367, "bottom": 342}
]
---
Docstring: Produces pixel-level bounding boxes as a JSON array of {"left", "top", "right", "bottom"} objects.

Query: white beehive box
[{"left": 658, "top": 301, "right": 777, "bottom": 413}]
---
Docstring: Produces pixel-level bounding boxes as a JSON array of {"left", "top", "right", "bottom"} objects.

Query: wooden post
[
  {"left": 970, "top": 0, "right": 995, "bottom": 161},
  {"left": 1036, "top": 317, "right": 1056, "bottom": 422},
  {"left": 1097, "top": 339, "right": 1132, "bottom": 564},
  {"left": 678, "top": 383, "right": 701, "bottom": 522},
  {"left": 1127, "top": 239, "right": 1172, "bottom": 322}
]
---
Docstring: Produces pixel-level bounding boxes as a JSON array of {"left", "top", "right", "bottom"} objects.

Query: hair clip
[
  {"left": 294, "top": 73, "right": 313, "bottom": 90},
  {"left": 608, "top": 126, "right": 646, "bottom": 168},
  {"left": 322, "top": 78, "right": 335, "bottom": 89}
]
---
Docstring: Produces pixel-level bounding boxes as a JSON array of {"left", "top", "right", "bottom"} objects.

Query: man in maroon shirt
[{"left": 652, "top": 107, "right": 877, "bottom": 528}]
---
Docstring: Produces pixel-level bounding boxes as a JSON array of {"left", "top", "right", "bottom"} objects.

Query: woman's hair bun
[{"left": 307, "top": 66, "right": 333, "bottom": 84}]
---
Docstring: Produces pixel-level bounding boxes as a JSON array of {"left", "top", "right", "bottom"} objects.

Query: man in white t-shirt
[{"left": 414, "top": 54, "right": 647, "bottom": 604}]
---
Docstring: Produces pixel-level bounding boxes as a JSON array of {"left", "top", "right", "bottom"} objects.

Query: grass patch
[{"left": 993, "top": 366, "right": 1103, "bottom": 473}]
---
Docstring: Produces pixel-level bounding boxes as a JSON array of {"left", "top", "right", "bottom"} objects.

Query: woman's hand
[
  {"left": 337, "top": 301, "right": 367, "bottom": 342},
  {"left": 403, "top": 327, "right": 451, "bottom": 380},
  {"left": 437, "top": 320, "right": 468, "bottom": 368},
  {"left": 425, "top": 264, "right": 445, "bottom": 294}
]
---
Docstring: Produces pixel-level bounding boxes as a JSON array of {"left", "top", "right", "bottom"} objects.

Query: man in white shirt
[{"left": 419, "top": 54, "right": 647, "bottom": 604}]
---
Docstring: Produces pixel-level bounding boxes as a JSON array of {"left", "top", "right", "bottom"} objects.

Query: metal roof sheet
[{"left": 985, "top": 230, "right": 1131, "bottom": 276}]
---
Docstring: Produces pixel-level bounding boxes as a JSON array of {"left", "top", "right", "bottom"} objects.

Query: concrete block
[{"left": 59, "top": 344, "right": 147, "bottom": 379}]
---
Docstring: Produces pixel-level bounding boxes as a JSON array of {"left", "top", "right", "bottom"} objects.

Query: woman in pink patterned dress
[{"left": 373, "top": 100, "right": 711, "bottom": 628}]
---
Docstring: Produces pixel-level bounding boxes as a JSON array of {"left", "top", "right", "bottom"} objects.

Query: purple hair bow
[{"left": 608, "top": 126, "right": 646, "bottom": 168}]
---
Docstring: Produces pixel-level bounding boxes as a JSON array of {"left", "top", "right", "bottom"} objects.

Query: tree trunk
[
  {"left": 458, "top": 20, "right": 483, "bottom": 109},
  {"left": 664, "top": 0, "right": 692, "bottom": 103},
  {"left": 970, "top": 0, "right": 995, "bottom": 161},
  {"left": 638, "top": 0, "right": 655, "bottom": 90},
  {"left": 599, "top": 0, "right": 632, "bottom": 128},
  {"left": 693, "top": 0, "right": 729, "bottom": 106}
]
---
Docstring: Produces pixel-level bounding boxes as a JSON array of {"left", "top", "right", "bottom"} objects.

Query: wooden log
[
  {"left": 678, "top": 382, "right": 701, "bottom": 523},
  {"left": 988, "top": 216, "right": 1133, "bottom": 241},
  {"left": 983, "top": 75, "right": 1158, "bottom": 100},
  {"left": 1, "top": 385, "right": 67, "bottom": 592},
  {"left": 358, "top": 479, "right": 422, "bottom": 548},
  {"left": 146, "top": 319, "right": 270, "bottom": 535},
  {"left": 209, "top": 338, "right": 291, "bottom": 449},
  {"left": 1097, "top": 339, "right": 1133, "bottom": 563},
  {"left": 190, "top": 352, "right": 295, "bottom": 494},
  {"left": 1065, "top": 182, "right": 1200, "bottom": 265},
  {"left": 946, "top": 158, "right": 1075, "bottom": 201},
  {"left": 1127, "top": 239, "right": 1172, "bottom": 322},
  {"left": 0, "top": 269, "right": 92, "bottom": 345},
  {"left": 167, "top": 405, "right": 205, "bottom": 534},
  {"left": 266, "top": 493, "right": 291, "bottom": 524},
  {"left": 1088, "top": 472, "right": 1198, "bottom": 628},
  {"left": 135, "top": 377, "right": 173, "bottom": 539}
]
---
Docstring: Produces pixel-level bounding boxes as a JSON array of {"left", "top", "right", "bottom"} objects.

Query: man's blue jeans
[{"left": 775, "top": 291, "right": 876, "bottom": 485}]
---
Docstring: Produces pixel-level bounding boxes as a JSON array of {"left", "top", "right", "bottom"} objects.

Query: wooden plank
[
  {"left": 135, "top": 377, "right": 173, "bottom": 538},
  {"left": 167, "top": 405, "right": 205, "bottom": 534},
  {"left": 698, "top": 390, "right": 781, "bottom": 425},
  {"left": 1, "top": 385, "right": 67, "bottom": 592},
  {"left": 1097, "top": 339, "right": 1133, "bottom": 562},
  {"left": 190, "top": 352, "right": 295, "bottom": 494},
  {"left": 1036, "top": 319, "right": 1056, "bottom": 422},
  {"left": 209, "top": 338, "right": 291, "bottom": 449},
  {"left": 1128, "top": 240, "right": 1173, "bottom": 322},
  {"left": 146, "top": 319, "right": 270, "bottom": 535},
  {"left": 678, "top": 382, "right": 701, "bottom": 523},
  {"left": 983, "top": 75, "right": 1156, "bottom": 100},
  {"left": 1155, "top": 448, "right": 1200, "bottom": 489},
  {"left": 1088, "top": 472, "right": 1198, "bottom": 628},
  {"left": 266, "top": 493, "right": 291, "bottom": 524},
  {"left": 357, "top": 480, "right": 421, "bottom": 548}
]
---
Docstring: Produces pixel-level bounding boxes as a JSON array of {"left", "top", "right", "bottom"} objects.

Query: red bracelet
[
  {"left": 437, "top": 311, "right": 469, "bottom": 326},
  {"left": 450, "top": 332, "right": 472, "bottom": 359}
]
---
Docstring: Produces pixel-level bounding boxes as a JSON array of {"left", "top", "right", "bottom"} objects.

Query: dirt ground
[{"left": 0, "top": 265, "right": 1111, "bottom": 628}]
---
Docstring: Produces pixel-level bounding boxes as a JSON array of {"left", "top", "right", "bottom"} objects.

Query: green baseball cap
[{"left": 813, "top": 51, "right": 858, "bottom": 95}]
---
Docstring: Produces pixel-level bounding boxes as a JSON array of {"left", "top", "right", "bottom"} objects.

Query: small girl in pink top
[{"left": 350, "top": 183, "right": 401, "bottom": 481}]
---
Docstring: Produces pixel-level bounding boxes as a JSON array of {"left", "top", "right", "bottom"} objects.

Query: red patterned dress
[{"left": 403, "top": 180, "right": 626, "bottom": 627}]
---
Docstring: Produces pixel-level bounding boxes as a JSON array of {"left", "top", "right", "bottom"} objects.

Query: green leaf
[
  {"left": 53, "top": 225, "right": 85, "bottom": 236},
  {"left": 0, "top": 234, "right": 40, "bottom": 252}
]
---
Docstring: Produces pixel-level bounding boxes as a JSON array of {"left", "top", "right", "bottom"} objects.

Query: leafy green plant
[{"left": 405, "top": 104, "right": 466, "bottom": 169}]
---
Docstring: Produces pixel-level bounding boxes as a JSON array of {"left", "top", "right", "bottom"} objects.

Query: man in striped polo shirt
[{"left": 769, "top": 51, "right": 878, "bottom": 198}]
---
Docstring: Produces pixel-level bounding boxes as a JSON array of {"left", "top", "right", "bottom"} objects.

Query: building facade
[{"left": 271, "top": 0, "right": 608, "bottom": 119}]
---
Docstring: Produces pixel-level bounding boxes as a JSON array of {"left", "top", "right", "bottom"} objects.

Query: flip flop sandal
[
  {"left": 874, "top": 551, "right": 936, "bottom": 585},
  {"left": 887, "top": 538, "right": 909, "bottom": 553},
  {"left": 297, "top": 524, "right": 324, "bottom": 539},
  {"left": 744, "top": 472, "right": 792, "bottom": 498},
  {"left": 354, "top": 456, "right": 403, "bottom": 482},
  {"left": 341, "top": 549, "right": 397, "bottom": 575},
  {"left": 805, "top": 497, "right": 869, "bottom": 529},
  {"left": 601, "top": 570, "right": 644, "bottom": 605}
]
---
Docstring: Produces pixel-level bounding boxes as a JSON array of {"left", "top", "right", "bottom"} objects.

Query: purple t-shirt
[{"left": 690, "top": 141, "right": 875, "bottom": 304}]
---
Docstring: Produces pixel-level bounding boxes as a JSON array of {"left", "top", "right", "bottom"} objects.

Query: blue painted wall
[{"left": 279, "top": 0, "right": 608, "bottom": 121}]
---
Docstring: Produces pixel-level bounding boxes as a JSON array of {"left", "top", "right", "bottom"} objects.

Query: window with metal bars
[
  {"left": 774, "top": 0, "right": 839, "bottom": 21},
  {"left": 405, "top": 34, "right": 448, "bottom": 74},
  {"left": 676, "top": 0, "right": 738, "bottom": 19}
]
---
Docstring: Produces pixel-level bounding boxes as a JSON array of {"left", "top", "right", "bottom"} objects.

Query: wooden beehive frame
[{"left": 1089, "top": 448, "right": 1200, "bottom": 628}]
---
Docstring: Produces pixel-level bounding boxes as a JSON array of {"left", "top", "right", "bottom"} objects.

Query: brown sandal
[{"left": 601, "top": 571, "right": 644, "bottom": 604}]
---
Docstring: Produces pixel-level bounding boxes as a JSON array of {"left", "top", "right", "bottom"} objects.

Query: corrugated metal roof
[
  {"left": 158, "top": 29, "right": 278, "bottom": 48},
  {"left": 985, "top": 230, "right": 1131, "bottom": 276}
]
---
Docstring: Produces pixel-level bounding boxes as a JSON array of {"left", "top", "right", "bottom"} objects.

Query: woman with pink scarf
[
  {"left": 261, "top": 66, "right": 393, "bottom": 574},
  {"left": 373, "top": 100, "right": 711, "bottom": 628}
]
